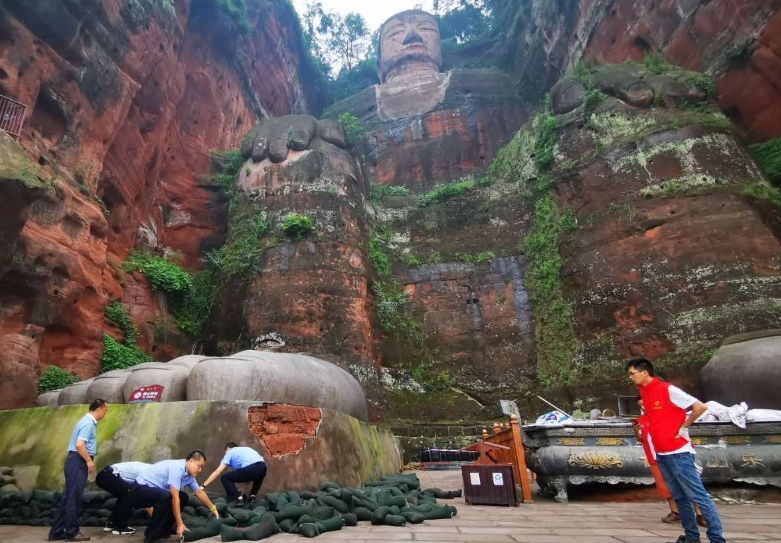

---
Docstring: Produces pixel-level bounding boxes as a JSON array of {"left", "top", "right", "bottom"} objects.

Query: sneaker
[
  {"left": 662, "top": 512, "right": 681, "bottom": 523},
  {"left": 112, "top": 527, "right": 137, "bottom": 535},
  {"left": 247, "top": 495, "right": 256, "bottom": 504},
  {"left": 65, "top": 534, "right": 91, "bottom": 542},
  {"left": 103, "top": 520, "right": 114, "bottom": 532}
]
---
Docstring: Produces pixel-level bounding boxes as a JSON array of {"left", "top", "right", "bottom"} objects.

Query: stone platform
[{"left": 2, "top": 472, "right": 780, "bottom": 543}]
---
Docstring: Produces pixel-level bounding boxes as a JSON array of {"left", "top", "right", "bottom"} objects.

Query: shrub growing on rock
[{"left": 38, "top": 366, "right": 80, "bottom": 393}]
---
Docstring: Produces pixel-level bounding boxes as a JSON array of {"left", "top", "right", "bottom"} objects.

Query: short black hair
[
  {"left": 225, "top": 442, "right": 238, "bottom": 449},
  {"left": 626, "top": 358, "right": 654, "bottom": 376},
  {"left": 89, "top": 399, "right": 107, "bottom": 411},
  {"left": 187, "top": 451, "right": 206, "bottom": 462}
]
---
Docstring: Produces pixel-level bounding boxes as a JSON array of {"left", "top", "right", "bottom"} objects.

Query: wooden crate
[{"left": 461, "top": 463, "right": 518, "bottom": 506}]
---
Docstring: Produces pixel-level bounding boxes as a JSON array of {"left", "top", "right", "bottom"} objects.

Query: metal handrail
[{"left": 0, "top": 93, "right": 27, "bottom": 141}]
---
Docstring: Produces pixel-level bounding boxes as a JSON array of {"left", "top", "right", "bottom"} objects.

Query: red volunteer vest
[{"left": 638, "top": 378, "right": 689, "bottom": 454}]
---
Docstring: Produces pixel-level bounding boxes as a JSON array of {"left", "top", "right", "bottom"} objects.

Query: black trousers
[
  {"left": 49, "top": 452, "right": 89, "bottom": 539},
  {"left": 119, "top": 485, "right": 189, "bottom": 542},
  {"left": 95, "top": 466, "right": 134, "bottom": 527},
  {"left": 220, "top": 461, "right": 267, "bottom": 500}
]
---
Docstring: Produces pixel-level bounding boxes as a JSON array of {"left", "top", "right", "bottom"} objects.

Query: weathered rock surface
[
  {"left": 0, "top": 0, "right": 321, "bottom": 409},
  {"left": 494, "top": 0, "right": 781, "bottom": 142},
  {"left": 328, "top": 68, "right": 526, "bottom": 190},
  {"left": 702, "top": 334, "right": 781, "bottom": 409},
  {"left": 550, "top": 64, "right": 781, "bottom": 404},
  {"left": 188, "top": 351, "right": 369, "bottom": 422},
  {"left": 0, "top": 402, "right": 401, "bottom": 491},
  {"left": 208, "top": 115, "right": 377, "bottom": 370}
]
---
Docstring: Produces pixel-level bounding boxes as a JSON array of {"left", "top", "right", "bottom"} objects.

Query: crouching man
[
  {"left": 116, "top": 452, "right": 219, "bottom": 543},
  {"left": 95, "top": 461, "right": 150, "bottom": 535},
  {"left": 199, "top": 442, "right": 267, "bottom": 507}
]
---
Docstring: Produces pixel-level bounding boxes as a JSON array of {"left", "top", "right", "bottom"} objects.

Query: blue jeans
[{"left": 656, "top": 453, "right": 725, "bottom": 543}]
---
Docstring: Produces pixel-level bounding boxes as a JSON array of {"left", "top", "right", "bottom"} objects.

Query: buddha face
[{"left": 379, "top": 11, "right": 442, "bottom": 83}]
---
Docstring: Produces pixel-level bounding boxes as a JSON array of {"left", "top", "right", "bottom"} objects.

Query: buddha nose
[{"left": 403, "top": 30, "right": 425, "bottom": 45}]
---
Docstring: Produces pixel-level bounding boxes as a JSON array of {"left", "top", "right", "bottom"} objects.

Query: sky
[{"left": 290, "top": 0, "right": 437, "bottom": 33}]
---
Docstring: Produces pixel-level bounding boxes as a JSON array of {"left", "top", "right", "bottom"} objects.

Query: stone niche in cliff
[
  {"left": 543, "top": 62, "right": 781, "bottom": 403},
  {"left": 325, "top": 10, "right": 526, "bottom": 191}
]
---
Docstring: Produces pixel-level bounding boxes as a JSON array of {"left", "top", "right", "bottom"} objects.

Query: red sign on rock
[{"left": 128, "top": 385, "right": 164, "bottom": 403}]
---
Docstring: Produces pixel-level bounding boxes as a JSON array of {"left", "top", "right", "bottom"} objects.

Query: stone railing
[{"left": 0, "top": 94, "right": 26, "bottom": 141}]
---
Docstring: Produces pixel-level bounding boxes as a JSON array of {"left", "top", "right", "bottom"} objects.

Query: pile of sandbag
[{"left": 0, "top": 473, "right": 460, "bottom": 540}]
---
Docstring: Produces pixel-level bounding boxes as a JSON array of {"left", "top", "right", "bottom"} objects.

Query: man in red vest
[{"left": 627, "top": 358, "right": 726, "bottom": 543}]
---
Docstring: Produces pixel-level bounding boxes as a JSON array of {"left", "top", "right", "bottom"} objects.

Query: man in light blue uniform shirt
[
  {"left": 200, "top": 442, "right": 267, "bottom": 506},
  {"left": 95, "top": 461, "right": 150, "bottom": 535},
  {"left": 49, "top": 399, "right": 109, "bottom": 542},
  {"left": 117, "top": 452, "right": 219, "bottom": 543}
]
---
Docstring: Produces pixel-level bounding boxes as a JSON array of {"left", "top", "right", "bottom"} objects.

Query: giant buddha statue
[{"left": 326, "top": 10, "right": 526, "bottom": 190}]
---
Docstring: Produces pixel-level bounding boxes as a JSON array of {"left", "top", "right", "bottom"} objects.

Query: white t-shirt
[{"left": 656, "top": 385, "right": 698, "bottom": 456}]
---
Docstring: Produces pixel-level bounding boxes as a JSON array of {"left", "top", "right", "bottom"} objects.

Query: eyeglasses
[{"left": 627, "top": 370, "right": 644, "bottom": 377}]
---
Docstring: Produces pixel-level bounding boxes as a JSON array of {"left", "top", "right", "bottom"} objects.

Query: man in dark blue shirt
[
  {"left": 119, "top": 451, "right": 219, "bottom": 543},
  {"left": 48, "top": 399, "right": 108, "bottom": 542},
  {"left": 199, "top": 442, "right": 267, "bottom": 506}
]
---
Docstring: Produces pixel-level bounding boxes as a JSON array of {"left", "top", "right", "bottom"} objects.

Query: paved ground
[{"left": 2, "top": 471, "right": 780, "bottom": 543}]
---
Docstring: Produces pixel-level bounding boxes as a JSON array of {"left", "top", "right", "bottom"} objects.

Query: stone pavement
[{"left": 1, "top": 471, "right": 780, "bottom": 543}]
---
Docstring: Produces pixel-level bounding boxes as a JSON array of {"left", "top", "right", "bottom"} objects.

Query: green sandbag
[
  {"left": 285, "top": 491, "right": 301, "bottom": 505},
  {"left": 278, "top": 519, "right": 294, "bottom": 532},
  {"left": 299, "top": 491, "right": 317, "bottom": 500},
  {"left": 189, "top": 495, "right": 204, "bottom": 508},
  {"left": 351, "top": 497, "right": 377, "bottom": 511},
  {"left": 270, "top": 505, "right": 312, "bottom": 522},
  {"left": 388, "top": 505, "right": 401, "bottom": 515},
  {"left": 339, "top": 489, "right": 353, "bottom": 506},
  {"left": 421, "top": 505, "right": 456, "bottom": 520},
  {"left": 310, "top": 506, "right": 335, "bottom": 521},
  {"left": 342, "top": 513, "right": 358, "bottom": 526},
  {"left": 187, "top": 517, "right": 208, "bottom": 528},
  {"left": 383, "top": 514, "right": 406, "bottom": 527},
  {"left": 371, "top": 506, "right": 390, "bottom": 525},
  {"left": 32, "top": 490, "right": 56, "bottom": 503},
  {"left": 215, "top": 502, "right": 228, "bottom": 515},
  {"left": 196, "top": 506, "right": 209, "bottom": 517},
  {"left": 318, "top": 495, "right": 348, "bottom": 514},
  {"left": 378, "top": 496, "right": 406, "bottom": 508},
  {"left": 214, "top": 497, "right": 228, "bottom": 504},
  {"left": 319, "top": 482, "right": 339, "bottom": 491},
  {"left": 298, "top": 521, "right": 325, "bottom": 538},
  {"left": 423, "top": 488, "right": 462, "bottom": 499},
  {"left": 275, "top": 495, "right": 289, "bottom": 510},
  {"left": 184, "top": 519, "right": 223, "bottom": 542},
  {"left": 288, "top": 514, "right": 315, "bottom": 534},
  {"left": 251, "top": 506, "right": 267, "bottom": 516},
  {"left": 264, "top": 493, "right": 279, "bottom": 508},
  {"left": 401, "top": 511, "right": 425, "bottom": 524},
  {"left": 227, "top": 506, "right": 245, "bottom": 517},
  {"left": 233, "top": 510, "right": 255, "bottom": 526},
  {"left": 243, "top": 513, "right": 278, "bottom": 541},
  {"left": 220, "top": 524, "right": 245, "bottom": 542},
  {"left": 222, "top": 515, "right": 239, "bottom": 527},
  {"left": 351, "top": 507, "right": 372, "bottom": 522},
  {"left": 299, "top": 515, "right": 343, "bottom": 538}
]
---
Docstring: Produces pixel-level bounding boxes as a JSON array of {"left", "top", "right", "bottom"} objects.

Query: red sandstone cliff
[{"left": 0, "top": 0, "right": 322, "bottom": 409}]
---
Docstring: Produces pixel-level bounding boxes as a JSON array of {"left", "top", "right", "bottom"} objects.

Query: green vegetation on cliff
[
  {"left": 101, "top": 299, "right": 151, "bottom": 372},
  {"left": 750, "top": 138, "right": 781, "bottom": 184},
  {"left": 124, "top": 251, "right": 193, "bottom": 298},
  {"left": 280, "top": 213, "right": 315, "bottom": 240},
  {"left": 38, "top": 366, "right": 80, "bottom": 393}
]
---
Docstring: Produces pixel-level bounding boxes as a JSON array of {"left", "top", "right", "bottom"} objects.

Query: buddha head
[{"left": 378, "top": 10, "right": 442, "bottom": 83}]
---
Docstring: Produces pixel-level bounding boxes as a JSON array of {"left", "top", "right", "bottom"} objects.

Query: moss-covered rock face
[
  {"left": 0, "top": 401, "right": 401, "bottom": 492},
  {"left": 542, "top": 61, "right": 781, "bottom": 404}
]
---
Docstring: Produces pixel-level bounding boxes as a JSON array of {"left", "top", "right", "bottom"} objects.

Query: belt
[{"left": 67, "top": 451, "right": 95, "bottom": 460}]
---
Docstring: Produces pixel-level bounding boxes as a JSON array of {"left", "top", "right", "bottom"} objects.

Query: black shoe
[
  {"left": 112, "top": 526, "right": 137, "bottom": 535},
  {"left": 103, "top": 520, "right": 115, "bottom": 532},
  {"left": 667, "top": 536, "right": 701, "bottom": 543},
  {"left": 48, "top": 536, "right": 65, "bottom": 542},
  {"left": 65, "top": 534, "right": 91, "bottom": 542},
  {"left": 247, "top": 495, "right": 256, "bottom": 504}
]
